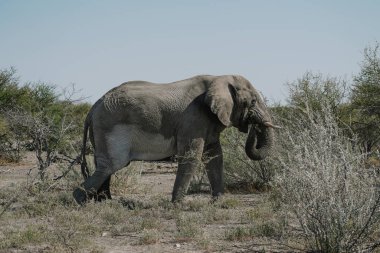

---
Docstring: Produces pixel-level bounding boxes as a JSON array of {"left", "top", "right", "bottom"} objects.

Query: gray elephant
[{"left": 73, "top": 75, "right": 279, "bottom": 204}]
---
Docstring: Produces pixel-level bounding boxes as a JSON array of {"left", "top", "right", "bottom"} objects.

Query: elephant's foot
[
  {"left": 73, "top": 187, "right": 91, "bottom": 205},
  {"left": 210, "top": 192, "right": 223, "bottom": 204},
  {"left": 171, "top": 190, "right": 186, "bottom": 203}
]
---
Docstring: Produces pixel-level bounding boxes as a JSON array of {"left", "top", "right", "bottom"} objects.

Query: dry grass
[
  {"left": 0, "top": 185, "right": 297, "bottom": 252},
  {"left": 0, "top": 149, "right": 379, "bottom": 252}
]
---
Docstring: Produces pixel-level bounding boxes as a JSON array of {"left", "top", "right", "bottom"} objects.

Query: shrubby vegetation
[
  {"left": 351, "top": 43, "right": 380, "bottom": 152},
  {"left": 0, "top": 67, "right": 90, "bottom": 178},
  {"left": 275, "top": 92, "right": 379, "bottom": 252}
]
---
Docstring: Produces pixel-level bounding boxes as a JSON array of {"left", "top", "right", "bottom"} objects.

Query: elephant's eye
[{"left": 251, "top": 99, "right": 256, "bottom": 107}]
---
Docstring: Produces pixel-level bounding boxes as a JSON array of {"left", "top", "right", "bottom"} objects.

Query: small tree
[
  {"left": 2, "top": 80, "right": 89, "bottom": 180},
  {"left": 351, "top": 42, "right": 380, "bottom": 152},
  {"left": 0, "top": 67, "right": 32, "bottom": 162},
  {"left": 287, "top": 72, "right": 348, "bottom": 119}
]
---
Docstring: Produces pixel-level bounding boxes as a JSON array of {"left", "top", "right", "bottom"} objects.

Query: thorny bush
[{"left": 275, "top": 101, "right": 380, "bottom": 252}]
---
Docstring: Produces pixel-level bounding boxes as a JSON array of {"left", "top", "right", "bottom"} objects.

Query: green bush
[
  {"left": 350, "top": 42, "right": 380, "bottom": 152},
  {"left": 0, "top": 67, "right": 90, "bottom": 179}
]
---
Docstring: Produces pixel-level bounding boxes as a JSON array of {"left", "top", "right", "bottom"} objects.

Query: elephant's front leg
[
  {"left": 204, "top": 142, "right": 224, "bottom": 199},
  {"left": 172, "top": 138, "right": 205, "bottom": 202}
]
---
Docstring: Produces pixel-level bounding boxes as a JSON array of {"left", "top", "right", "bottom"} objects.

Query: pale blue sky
[{"left": 1, "top": 1, "right": 379, "bottom": 103}]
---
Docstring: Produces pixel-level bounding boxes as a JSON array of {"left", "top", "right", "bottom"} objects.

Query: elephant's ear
[{"left": 205, "top": 78, "right": 236, "bottom": 127}]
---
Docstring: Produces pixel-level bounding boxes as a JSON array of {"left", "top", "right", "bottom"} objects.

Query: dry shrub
[
  {"left": 138, "top": 229, "right": 160, "bottom": 245},
  {"left": 225, "top": 226, "right": 256, "bottom": 241},
  {"left": 276, "top": 103, "right": 380, "bottom": 252}
]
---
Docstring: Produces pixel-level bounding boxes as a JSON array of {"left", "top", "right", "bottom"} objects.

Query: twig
[
  {"left": 347, "top": 190, "right": 380, "bottom": 251},
  {"left": 53, "top": 155, "right": 81, "bottom": 181}
]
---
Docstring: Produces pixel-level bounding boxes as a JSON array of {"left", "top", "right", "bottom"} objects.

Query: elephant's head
[{"left": 205, "top": 75, "right": 279, "bottom": 160}]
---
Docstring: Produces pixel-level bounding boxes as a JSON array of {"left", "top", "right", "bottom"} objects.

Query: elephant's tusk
[{"left": 263, "top": 122, "right": 282, "bottom": 129}]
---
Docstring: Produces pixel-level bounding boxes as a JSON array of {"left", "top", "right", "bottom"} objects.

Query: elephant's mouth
[
  {"left": 238, "top": 107, "right": 280, "bottom": 134},
  {"left": 238, "top": 108, "right": 250, "bottom": 133},
  {"left": 238, "top": 121, "right": 249, "bottom": 133}
]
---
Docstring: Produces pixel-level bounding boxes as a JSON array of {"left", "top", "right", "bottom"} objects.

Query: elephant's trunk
[{"left": 245, "top": 123, "right": 274, "bottom": 160}]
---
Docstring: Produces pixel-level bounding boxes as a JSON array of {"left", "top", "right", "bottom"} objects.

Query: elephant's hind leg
[
  {"left": 73, "top": 126, "right": 132, "bottom": 205},
  {"left": 74, "top": 155, "right": 130, "bottom": 205},
  {"left": 94, "top": 160, "right": 130, "bottom": 202}
]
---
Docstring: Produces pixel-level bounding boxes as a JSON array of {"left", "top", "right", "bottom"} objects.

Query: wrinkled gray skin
[{"left": 73, "top": 75, "right": 277, "bottom": 204}]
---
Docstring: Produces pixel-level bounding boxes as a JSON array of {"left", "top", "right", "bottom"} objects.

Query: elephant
[{"left": 73, "top": 75, "right": 279, "bottom": 205}]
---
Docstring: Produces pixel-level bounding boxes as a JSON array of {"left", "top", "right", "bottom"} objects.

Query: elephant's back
[
  {"left": 92, "top": 82, "right": 183, "bottom": 134},
  {"left": 92, "top": 76, "right": 210, "bottom": 134},
  {"left": 102, "top": 77, "right": 208, "bottom": 113},
  {"left": 102, "top": 81, "right": 185, "bottom": 112},
  {"left": 105, "top": 75, "right": 210, "bottom": 98}
]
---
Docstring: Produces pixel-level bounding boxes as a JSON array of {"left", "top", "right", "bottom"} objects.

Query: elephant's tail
[
  {"left": 80, "top": 112, "right": 91, "bottom": 180},
  {"left": 80, "top": 99, "right": 102, "bottom": 180}
]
